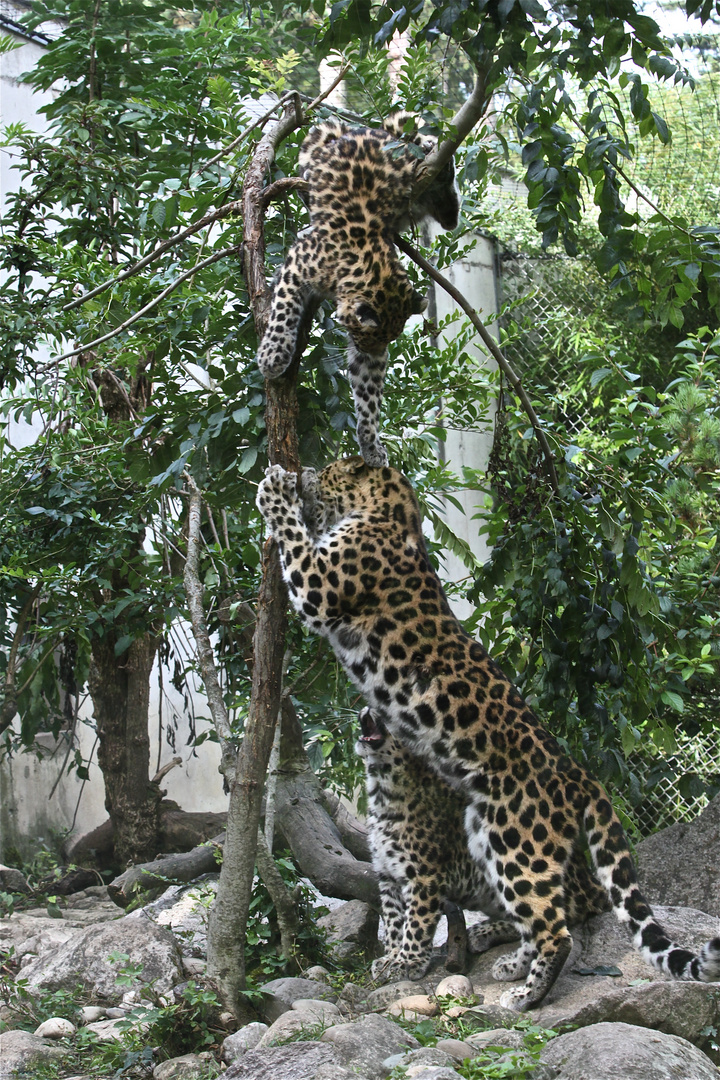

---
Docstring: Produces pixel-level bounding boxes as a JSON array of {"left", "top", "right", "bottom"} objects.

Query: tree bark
[{"left": 89, "top": 632, "right": 160, "bottom": 866}]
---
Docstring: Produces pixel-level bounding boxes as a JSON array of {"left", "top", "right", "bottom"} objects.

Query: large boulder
[
  {"left": 635, "top": 793, "right": 720, "bottom": 917},
  {"left": 257, "top": 977, "right": 337, "bottom": 1024},
  {"left": 465, "top": 904, "right": 720, "bottom": 1045},
  {"left": 317, "top": 899, "right": 379, "bottom": 961},
  {"left": 21, "top": 915, "right": 184, "bottom": 1001},
  {"left": 539, "top": 1021, "right": 719, "bottom": 1079},
  {"left": 0, "top": 1029, "right": 69, "bottom": 1079},
  {"left": 320, "top": 1012, "right": 420, "bottom": 1079},
  {"left": 223, "top": 1041, "right": 356, "bottom": 1080}
]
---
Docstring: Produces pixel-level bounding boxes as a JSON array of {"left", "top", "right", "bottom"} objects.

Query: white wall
[{"left": 434, "top": 234, "right": 499, "bottom": 620}]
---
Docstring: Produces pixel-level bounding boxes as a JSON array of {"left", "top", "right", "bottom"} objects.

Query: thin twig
[
  {"left": 62, "top": 201, "right": 243, "bottom": 313},
  {"left": 396, "top": 236, "right": 560, "bottom": 494},
  {"left": 199, "top": 92, "right": 298, "bottom": 174},
  {"left": 48, "top": 245, "right": 242, "bottom": 367}
]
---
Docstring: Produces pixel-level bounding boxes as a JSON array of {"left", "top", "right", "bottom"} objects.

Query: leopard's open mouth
[{"left": 358, "top": 708, "right": 387, "bottom": 748}]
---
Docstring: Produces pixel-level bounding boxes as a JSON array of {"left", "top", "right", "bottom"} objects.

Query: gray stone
[
  {"left": 83, "top": 1018, "right": 131, "bottom": 1041},
  {"left": 152, "top": 1052, "right": 215, "bottom": 1079},
  {"left": 0, "top": 864, "right": 30, "bottom": 893},
  {"left": 291, "top": 999, "right": 341, "bottom": 1021},
  {"left": 130, "top": 881, "right": 217, "bottom": 958},
  {"left": 80, "top": 1006, "right": 106, "bottom": 1024},
  {"left": 365, "top": 979, "right": 426, "bottom": 1011},
  {"left": 636, "top": 793, "right": 720, "bottom": 918},
  {"left": 466, "top": 904, "right": 720, "bottom": 1024},
  {"left": 221, "top": 1022, "right": 268, "bottom": 1062},
  {"left": 435, "top": 974, "right": 475, "bottom": 1000},
  {"left": 0, "top": 913, "right": 81, "bottom": 964},
  {"left": 434, "top": 1037, "right": 477, "bottom": 1060},
  {"left": 540, "top": 1021, "right": 720, "bottom": 1079},
  {"left": 258, "top": 976, "right": 337, "bottom": 1024},
  {"left": 34, "top": 1016, "right": 76, "bottom": 1038},
  {"left": 406, "top": 1069, "right": 462, "bottom": 1080},
  {"left": 320, "top": 1011, "right": 420, "bottom": 1079},
  {"left": 386, "top": 1047, "right": 456, "bottom": 1071},
  {"left": 540, "top": 978, "right": 720, "bottom": 1048},
  {"left": 317, "top": 899, "right": 379, "bottom": 959},
  {"left": 0, "top": 1029, "right": 69, "bottom": 1079},
  {"left": 257, "top": 1009, "right": 335, "bottom": 1047},
  {"left": 465, "top": 1028, "right": 527, "bottom": 1053},
  {"left": 223, "top": 1041, "right": 347, "bottom": 1079},
  {"left": 21, "top": 914, "right": 184, "bottom": 1002},
  {"left": 305, "top": 966, "right": 330, "bottom": 982}
]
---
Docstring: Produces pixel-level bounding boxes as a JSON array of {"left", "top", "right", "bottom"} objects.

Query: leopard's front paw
[
  {"left": 256, "top": 465, "right": 299, "bottom": 532},
  {"left": 371, "top": 953, "right": 430, "bottom": 985}
]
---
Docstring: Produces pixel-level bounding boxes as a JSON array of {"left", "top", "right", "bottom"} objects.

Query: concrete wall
[{"left": 433, "top": 234, "right": 499, "bottom": 620}]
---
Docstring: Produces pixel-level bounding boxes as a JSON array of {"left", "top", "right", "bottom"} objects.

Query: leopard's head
[{"left": 309, "top": 457, "right": 424, "bottom": 538}]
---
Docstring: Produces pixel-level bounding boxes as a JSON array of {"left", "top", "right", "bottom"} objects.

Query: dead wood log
[{"left": 107, "top": 833, "right": 225, "bottom": 907}]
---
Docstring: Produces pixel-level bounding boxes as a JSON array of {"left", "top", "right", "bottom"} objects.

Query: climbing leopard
[
  {"left": 358, "top": 706, "right": 609, "bottom": 984},
  {"left": 255, "top": 114, "right": 460, "bottom": 467},
  {"left": 256, "top": 458, "right": 720, "bottom": 1011}
]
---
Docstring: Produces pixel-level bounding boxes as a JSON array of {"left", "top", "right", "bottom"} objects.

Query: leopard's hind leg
[{"left": 347, "top": 342, "right": 388, "bottom": 468}]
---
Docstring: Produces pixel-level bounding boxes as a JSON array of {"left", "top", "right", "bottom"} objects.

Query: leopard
[
  {"left": 255, "top": 113, "right": 460, "bottom": 468},
  {"left": 357, "top": 705, "right": 609, "bottom": 985},
  {"left": 256, "top": 456, "right": 720, "bottom": 1011}
]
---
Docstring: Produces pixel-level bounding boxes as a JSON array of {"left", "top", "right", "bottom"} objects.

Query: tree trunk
[
  {"left": 204, "top": 95, "right": 313, "bottom": 1017},
  {"left": 89, "top": 631, "right": 160, "bottom": 865}
]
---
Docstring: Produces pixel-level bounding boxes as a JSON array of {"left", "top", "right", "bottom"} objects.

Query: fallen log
[{"left": 107, "top": 833, "right": 225, "bottom": 907}]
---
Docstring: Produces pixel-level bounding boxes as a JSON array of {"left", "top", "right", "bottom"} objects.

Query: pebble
[{"left": 34, "top": 1017, "right": 76, "bottom": 1039}]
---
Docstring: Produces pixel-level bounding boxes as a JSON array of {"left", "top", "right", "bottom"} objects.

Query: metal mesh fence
[{"left": 496, "top": 251, "right": 720, "bottom": 838}]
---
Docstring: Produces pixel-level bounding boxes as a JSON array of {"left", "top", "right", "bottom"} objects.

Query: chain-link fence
[{"left": 495, "top": 250, "right": 720, "bottom": 838}]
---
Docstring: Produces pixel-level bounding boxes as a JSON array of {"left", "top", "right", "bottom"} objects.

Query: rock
[
  {"left": 0, "top": 864, "right": 30, "bottom": 893},
  {"left": 223, "top": 1041, "right": 347, "bottom": 1079},
  {"left": 34, "top": 1016, "right": 76, "bottom": 1038},
  {"left": 387, "top": 994, "right": 439, "bottom": 1018},
  {"left": 152, "top": 1052, "right": 215, "bottom": 1079},
  {"left": 83, "top": 1018, "right": 131, "bottom": 1042},
  {"left": 365, "top": 980, "right": 425, "bottom": 1011},
  {"left": 221, "top": 1023, "right": 269, "bottom": 1062},
  {"left": 291, "top": 1000, "right": 342, "bottom": 1021},
  {"left": 320, "top": 1011, "right": 420, "bottom": 1079},
  {"left": 406, "top": 1069, "right": 462, "bottom": 1080},
  {"left": 306, "top": 966, "right": 330, "bottom": 982},
  {"left": 105, "top": 1007, "right": 127, "bottom": 1019},
  {"left": 0, "top": 913, "right": 81, "bottom": 964},
  {"left": 317, "top": 899, "right": 379, "bottom": 960},
  {"left": 384, "top": 1047, "right": 456, "bottom": 1073},
  {"left": 542, "top": 978, "right": 720, "bottom": 1049},
  {"left": 129, "top": 881, "right": 218, "bottom": 958},
  {"left": 466, "top": 904, "right": 720, "bottom": 1023},
  {"left": 434, "top": 1038, "right": 477, "bottom": 1060},
  {"left": 21, "top": 915, "right": 184, "bottom": 1001},
  {"left": 465, "top": 1028, "right": 527, "bottom": 1053},
  {"left": 257, "top": 1009, "right": 336, "bottom": 1047},
  {"left": 80, "top": 1006, "right": 106, "bottom": 1024},
  {"left": 182, "top": 958, "right": 206, "bottom": 977},
  {"left": 636, "top": 793, "right": 720, "bottom": 918},
  {"left": 0, "top": 1029, "right": 69, "bottom": 1079},
  {"left": 258, "top": 976, "right": 337, "bottom": 1024},
  {"left": 435, "top": 975, "right": 475, "bottom": 1000},
  {"left": 540, "top": 1021, "right": 720, "bottom": 1079},
  {"left": 455, "top": 1003, "right": 520, "bottom": 1029}
]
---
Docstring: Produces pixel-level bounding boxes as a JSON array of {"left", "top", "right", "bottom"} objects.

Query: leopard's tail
[{"left": 583, "top": 796, "right": 720, "bottom": 982}]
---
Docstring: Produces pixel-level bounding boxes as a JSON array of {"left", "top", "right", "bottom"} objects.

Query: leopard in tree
[
  {"left": 357, "top": 706, "right": 609, "bottom": 984},
  {"left": 256, "top": 457, "right": 720, "bottom": 1011},
  {"left": 255, "top": 114, "right": 460, "bottom": 468}
]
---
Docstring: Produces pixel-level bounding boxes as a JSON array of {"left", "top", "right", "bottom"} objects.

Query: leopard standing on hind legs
[
  {"left": 256, "top": 457, "right": 720, "bottom": 1011},
  {"left": 255, "top": 114, "right": 460, "bottom": 468}
]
